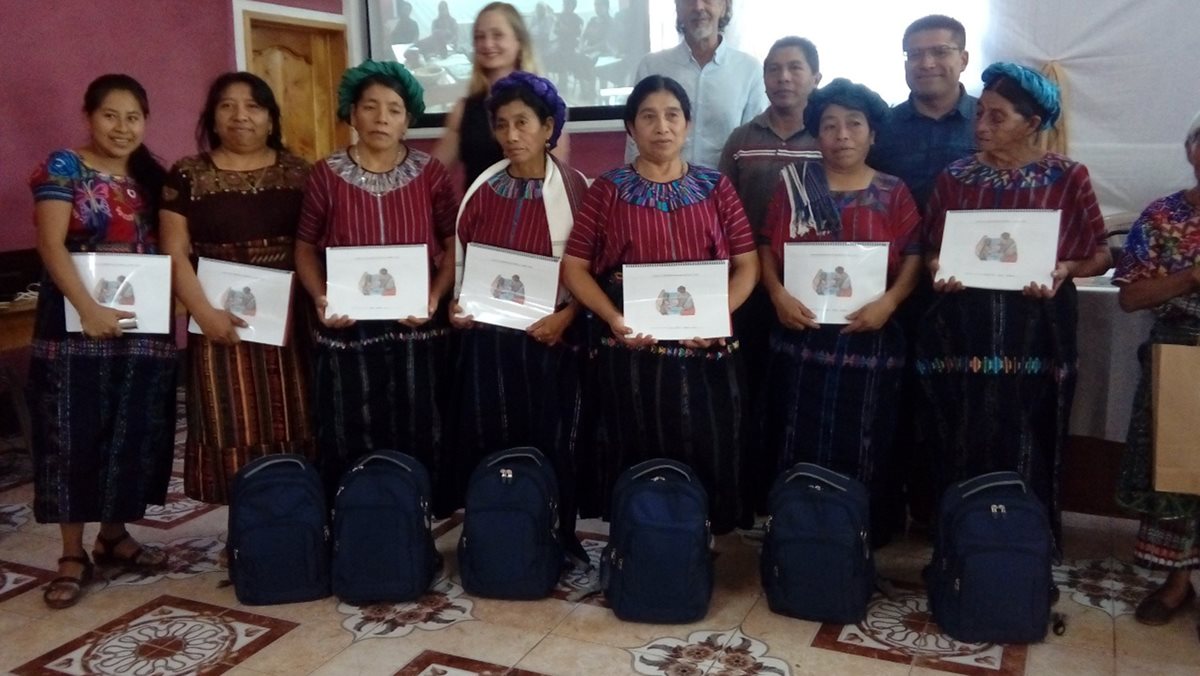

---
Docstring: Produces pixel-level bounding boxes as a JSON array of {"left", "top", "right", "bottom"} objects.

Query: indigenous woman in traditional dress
[
  {"left": 28, "top": 74, "right": 176, "bottom": 608},
  {"left": 433, "top": 2, "right": 566, "bottom": 190},
  {"left": 161, "top": 72, "right": 314, "bottom": 508},
  {"left": 917, "top": 63, "right": 1111, "bottom": 542},
  {"left": 295, "top": 61, "right": 458, "bottom": 504},
  {"left": 562, "top": 75, "right": 760, "bottom": 534},
  {"left": 759, "top": 79, "right": 922, "bottom": 544},
  {"left": 1114, "top": 111, "right": 1200, "bottom": 628},
  {"left": 450, "top": 72, "right": 590, "bottom": 557}
]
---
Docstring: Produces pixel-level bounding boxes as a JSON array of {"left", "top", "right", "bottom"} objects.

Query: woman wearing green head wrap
[
  {"left": 917, "top": 62, "right": 1112, "bottom": 549},
  {"left": 294, "top": 60, "right": 460, "bottom": 507}
]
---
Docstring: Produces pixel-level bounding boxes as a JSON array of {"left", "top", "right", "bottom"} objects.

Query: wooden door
[{"left": 246, "top": 14, "right": 350, "bottom": 162}]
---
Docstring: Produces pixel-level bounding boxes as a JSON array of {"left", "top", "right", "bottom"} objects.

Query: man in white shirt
[{"left": 624, "top": 0, "right": 766, "bottom": 168}]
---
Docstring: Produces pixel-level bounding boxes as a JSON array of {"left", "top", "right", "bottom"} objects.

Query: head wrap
[
  {"left": 487, "top": 71, "right": 567, "bottom": 150},
  {"left": 981, "top": 62, "right": 1061, "bottom": 130},
  {"left": 336, "top": 60, "right": 425, "bottom": 123},
  {"left": 803, "top": 78, "right": 890, "bottom": 138}
]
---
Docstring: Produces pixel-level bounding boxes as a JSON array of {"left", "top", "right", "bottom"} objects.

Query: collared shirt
[
  {"left": 869, "top": 86, "right": 978, "bottom": 213},
  {"left": 718, "top": 110, "right": 820, "bottom": 236},
  {"left": 625, "top": 39, "right": 768, "bottom": 169}
]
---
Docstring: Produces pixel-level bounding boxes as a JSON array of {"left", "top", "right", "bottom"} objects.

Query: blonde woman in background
[{"left": 433, "top": 2, "right": 568, "bottom": 190}]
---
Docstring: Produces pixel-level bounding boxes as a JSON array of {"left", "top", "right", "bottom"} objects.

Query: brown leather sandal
[
  {"left": 43, "top": 555, "right": 94, "bottom": 609},
  {"left": 92, "top": 531, "right": 167, "bottom": 570},
  {"left": 1135, "top": 583, "right": 1196, "bottom": 626}
]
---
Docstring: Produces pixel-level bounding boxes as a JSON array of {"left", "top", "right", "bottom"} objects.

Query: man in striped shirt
[
  {"left": 718, "top": 36, "right": 823, "bottom": 238},
  {"left": 718, "top": 36, "right": 822, "bottom": 516}
]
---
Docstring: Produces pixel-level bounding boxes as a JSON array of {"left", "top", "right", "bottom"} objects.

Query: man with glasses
[
  {"left": 869, "top": 15, "right": 977, "bottom": 538},
  {"left": 871, "top": 14, "right": 976, "bottom": 212}
]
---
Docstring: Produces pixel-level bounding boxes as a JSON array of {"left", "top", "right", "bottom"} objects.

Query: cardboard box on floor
[{"left": 1152, "top": 343, "right": 1200, "bottom": 496}]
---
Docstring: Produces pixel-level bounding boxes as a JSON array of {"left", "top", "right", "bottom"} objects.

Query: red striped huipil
[
  {"left": 564, "top": 165, "right": 756, "bottom": 272},
  {"left": 297, "top": 148, "right": 458, "bottom": 264},
  {"left": 922, "top": 153, "right": 1106, "bottom": 260}
]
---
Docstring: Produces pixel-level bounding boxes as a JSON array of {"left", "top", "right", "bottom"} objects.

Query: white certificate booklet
[
  {"left": 325, "top": 245, "right": 429, "bottom": 320},
  {"left": 784, "top": 242, "right": 889, "bottom": 324},
  {"left": 187, "top": 258, "right": 294, "bottom": 346},
  {"left": 935, "top": 209, "right": 1061, "bottom": 291},
  {"left": 64, "top": 253, "right": 172, "bottom": 334},
  {"left": 622, "top": 260, "right": 730, "bottom": 340},
  {"left": 458, "top": 243, "right": 559, "bottom": 331}
]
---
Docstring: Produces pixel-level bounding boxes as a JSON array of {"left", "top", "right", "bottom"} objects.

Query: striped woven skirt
[
  {"left": 451, "top": 322, "right": 585, "bottom": 547},
  {"left": 184, "top": 238, "right": 314, "bottom": 504},
  {"left": 762, "top": 321, "right": 906, "bottom": 541},
  {"left": 28, "top": 280, "right": 177, "bottom": 523},
  {"left": 915, "top": 284, "right": 1079, "bottom": 542},
  {"left": 312, "top": 319, "right": 452, "bottom": 511},
  {"left": 587, "top": 275, "right": 747, "bottom": 534}
]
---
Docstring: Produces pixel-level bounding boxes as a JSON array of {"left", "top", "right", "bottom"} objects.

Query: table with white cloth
[{"left": 1069, "top": 277, "right": 1155, "bottom": 442}]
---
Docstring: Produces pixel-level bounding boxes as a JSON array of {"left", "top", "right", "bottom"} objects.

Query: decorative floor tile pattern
[
  {"left": 96, "top": 535, "right": 225, "bottom": 588},
  {"left": 337, "top": 577, "right": 475, "bottom": 641},
  {"left": 1053, "top": 556, "right": 1165, "bottom": 617},
  {"left": 0, "top": 502, "right": 31, "bottom": 532},
  {"left": 811, "top": 588, "right": 1028, "bottom": 675},
  {"left": 135, "top": 474, "right": 220, "bottom": 530},
  {"left": 630, "top": 627, "right": 791, "bottom": 676},
  {"left": 395, "top": 649, "right": 551, "bottom": 676},
  {"left": 11, "top": 594, "right": 297, "bottom": 676},
  {"left": 0, "top": 559, "right": 53, "bottom": 603}
]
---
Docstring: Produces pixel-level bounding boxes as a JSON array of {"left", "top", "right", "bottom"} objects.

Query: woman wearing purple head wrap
[
  {"left": 917, "top": 61, "right": 1111, "bottom": 551},
  {"left": 1114, "top": 111, "right": 1200, "bottom": 631},
  {"left": 448, "top": 72, "right": 591, "bottom": 560}
]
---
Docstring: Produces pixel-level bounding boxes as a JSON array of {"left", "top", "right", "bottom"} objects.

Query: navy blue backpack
[
  {"left": 228, "top": 454, "right": 330, "bottom": 605},
  {"left": 331, "top": 451, "right": 439, "bottom": 604},
  {"left": 760, "top": 462, "right": 874, "bottom": 623},
  {"left": 458, "top": 447, "right": 563, "bottom": 599},
  {"left": 925, "top": 471, "right": 1054, "bottom": 643},
  {"left": 602, "top": 459, "right": 713, "bottom": 623}
]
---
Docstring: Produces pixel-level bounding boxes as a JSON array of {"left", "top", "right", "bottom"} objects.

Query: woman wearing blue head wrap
[
  {"left": 447, "top": 71, "right": 591, "bottom": 558},
  {"left": 916, "top": 61, "right": 1112, "bottom": 549}
]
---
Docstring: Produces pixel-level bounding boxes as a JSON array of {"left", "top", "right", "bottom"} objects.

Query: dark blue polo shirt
[{"left": 870, "top": 87, "right": 978, "bottom": 214}]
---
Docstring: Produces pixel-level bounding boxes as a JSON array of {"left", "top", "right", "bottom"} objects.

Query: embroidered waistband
[
  {"left": 314, "top": 325, "right": 450, "bottom": 350},
  {"left": 593, "top": 335, "right": 740, "bottom": 360}
]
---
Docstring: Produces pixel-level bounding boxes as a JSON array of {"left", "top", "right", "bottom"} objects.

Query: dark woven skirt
[
  {"left": 915, "top": 283, "right": 1079, "bottom": 543},
  {"left": 589, "top": 334, "right": 747, "bottom": 534},
  {"left": 762, "top": 321, "right": 906, "bottom": 540},
  {"left": 451, "top": 322, "right": 584, "bottom": 545},
  {"left": 184, "top": 238, "right": 314, "bottom": 504},
  {"left": 27, "top": 283, "right": 177, "bottom": 523},
  {"left": 313, "top": 320, "right": 452, "bottom": 511}
]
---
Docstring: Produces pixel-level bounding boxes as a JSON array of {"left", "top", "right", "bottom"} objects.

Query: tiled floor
[{"left": 1, "top": 413, "right": 1198, "bottom": 674}]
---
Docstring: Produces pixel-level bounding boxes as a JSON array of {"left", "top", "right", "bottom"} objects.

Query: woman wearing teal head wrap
[
  {"left": 294, "top": 60, "right": 461, "bottom": 509},
  {"left": 916, "top": 60, "right": 1112, "bottom": 553}
]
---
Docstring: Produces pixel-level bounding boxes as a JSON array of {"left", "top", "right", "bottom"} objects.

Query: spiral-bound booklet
[
  {"left": 187, "top": 258, "right": 294, "bottom": 346},
  {"left": 622, "top": 259, "right": 730, "bottom": 340},
  {"left": 935, "top": 209, "right": 1061, "bottom": 291},
  {"left": 458, "top": 243, "right": 559, "bottom": 330},
  {"left": 325, "top": 244, "right": 429, "bottom": 320},
  {"left": 64, "top": 253, "right": 172, "bottom": 334},
  {"left": 784, "top": 242, "right": 889, "bottom": 324}
]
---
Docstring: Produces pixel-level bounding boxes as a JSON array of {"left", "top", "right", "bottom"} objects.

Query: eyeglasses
[{"left": 904, "top": 45, "right": 962, "bottom": 62}]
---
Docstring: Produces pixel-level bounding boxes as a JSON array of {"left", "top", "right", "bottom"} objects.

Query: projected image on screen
[
  {"left": 365, "top": 1, "right": 986, "bottom": 120},
  {"left": 369, "top": 0, "right": 652, "bottom": 112}
]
